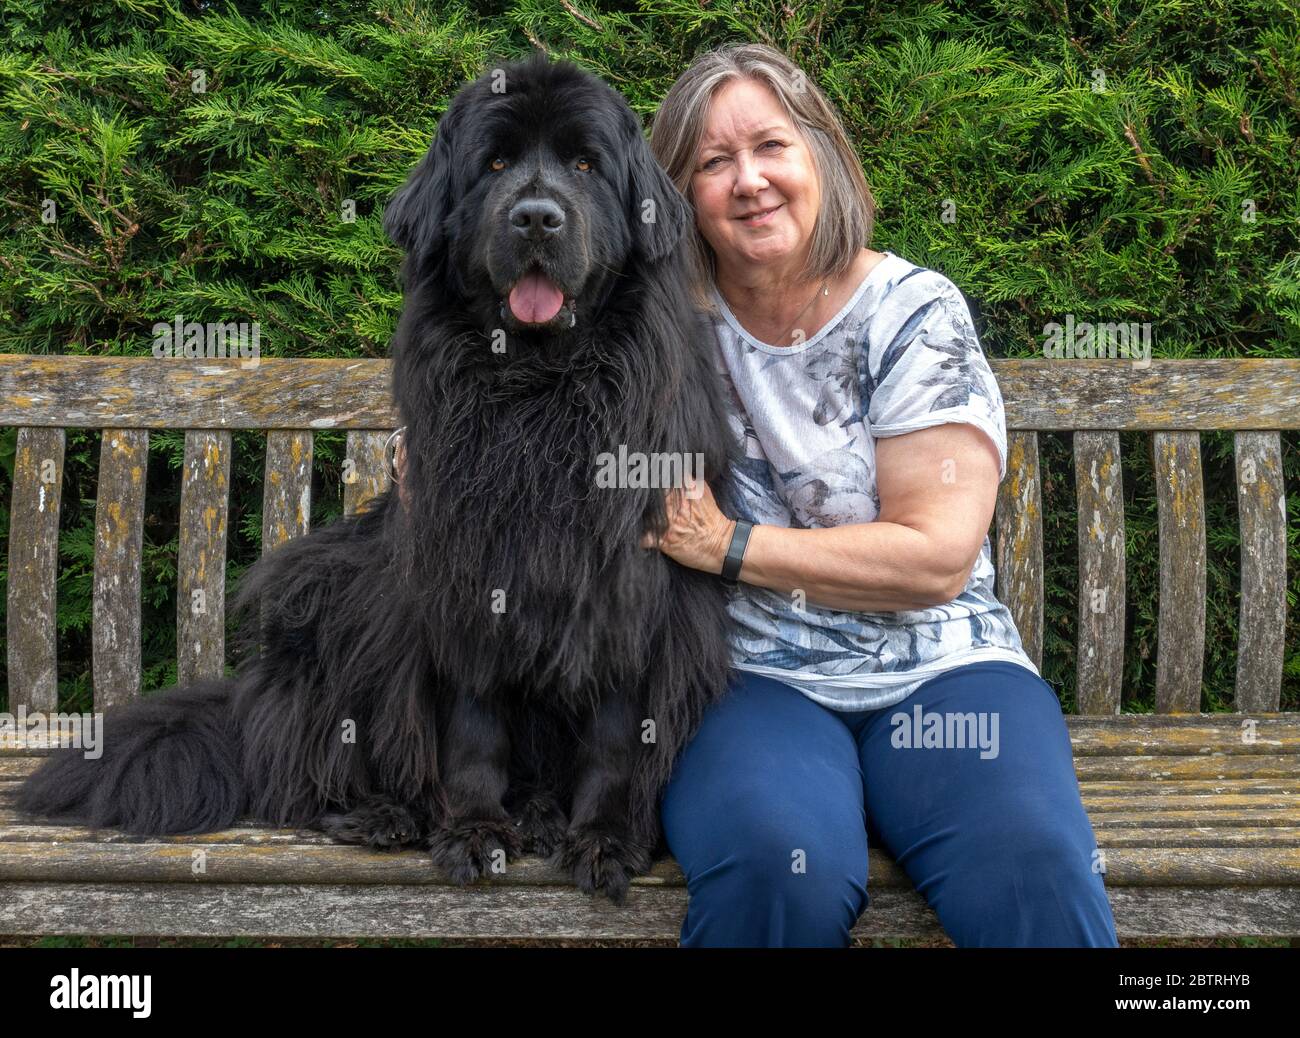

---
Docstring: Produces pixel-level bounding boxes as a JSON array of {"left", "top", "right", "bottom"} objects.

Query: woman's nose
[{"left": 732, "top": 151, "right": 768, "bottom": 194}]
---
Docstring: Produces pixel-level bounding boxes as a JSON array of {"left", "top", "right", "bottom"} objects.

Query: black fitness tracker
[{"left": 721, "top": 519, "right": 754, "bottom": 581}]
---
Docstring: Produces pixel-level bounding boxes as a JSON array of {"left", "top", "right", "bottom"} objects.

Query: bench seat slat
[
  {"left": 0, "top": 841, "right": 1296, "bottom": 889},
  {"left": 1073, "top": 753, "right": 1300, "bottom": 780},
  {"left": 0, "top": 881, "right": 1293, "bottom": 940},
  {"left": 8, "top": 714, "right": 1298, "bottom": 755}
]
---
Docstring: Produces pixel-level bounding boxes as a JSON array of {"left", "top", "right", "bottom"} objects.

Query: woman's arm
[{"left": 644, "top": 422, "right": 1002, "bottom": 613}]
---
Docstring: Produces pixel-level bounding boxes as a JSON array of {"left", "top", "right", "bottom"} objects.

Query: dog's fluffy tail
[{"left": 15, "top": 678, "right": 246, "bottom": 835}]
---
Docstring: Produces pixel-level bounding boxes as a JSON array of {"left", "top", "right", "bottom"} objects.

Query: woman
[{"left": 642, "top": 43, "right": 1120, "bottom": 947}]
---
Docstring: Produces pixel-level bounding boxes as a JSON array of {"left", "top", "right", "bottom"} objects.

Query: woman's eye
[
  {"left": 761, "top": 139, "right": 784, "bottom": 151},
  {"left": 575, "top": 156, "right": 592, "bottom": 172},
  {"left": 489, "top": 157, "right": 507, "bottom": 171},
  {"left": 702, "top": 156, "right": 722, "bottom": 170}
]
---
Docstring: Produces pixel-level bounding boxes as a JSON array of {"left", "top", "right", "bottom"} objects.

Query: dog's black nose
[{"left": 509, "top": 198, "right": 565, "bottom": 240}]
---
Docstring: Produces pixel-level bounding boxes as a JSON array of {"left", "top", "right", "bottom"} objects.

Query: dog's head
[{"left": 383, "top": 51, "right": 691, "bottom": 335}]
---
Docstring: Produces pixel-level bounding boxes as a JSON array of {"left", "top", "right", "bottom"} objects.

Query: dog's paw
[
  {"left": 319, "top": 799, "right": 425, "bottom": 851},
  {"left": 510, "top": 795, "right": 569, "bottom": 857},
  {"left": 428, "top": 815, "right": 524, "bottom": 884},
  {"left": 548, "top": 826, "right": 653, "bottom": 906}
]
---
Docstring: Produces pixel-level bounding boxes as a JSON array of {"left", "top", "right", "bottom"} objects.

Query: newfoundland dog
[{"left": 17, "top": 51, "right": 737, "bottom": 904}]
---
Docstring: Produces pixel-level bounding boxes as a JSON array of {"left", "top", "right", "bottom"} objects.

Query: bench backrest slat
[
  {"left": 1151, "top": 432, "right": 1208, "bottom": 713},
  {"left": 0, "top": 355, "right": 395, "bottom": 429},
  {"left": 92, "top": 429, "right": 148, "bottom": 707},
  {"left": 263, "top": 431, "right": 314, "bottom": 552},
  {"left": 5, "top": 427, "right": 65, "bottom": 712},
  {"left": 996, "top": 359, "right": 1300, "bottom": 429},
  {"left": 343, "top": 431, "right": 392, "bottom": 517},
  {"left": 994, "top": 431, "right": 1044, "bottom": 669},
  {"left": 1073, "top": 431, "right": 1126, "bottom": 715},
  {"left": 5, "top": 356, "right": 1298, "bottom": 431},
  {"left": 1234, "top": 430, "right": 1288, "bottom": 712},
  {"left": 177, "top": 430, "right": 232, "bottom": 685}
]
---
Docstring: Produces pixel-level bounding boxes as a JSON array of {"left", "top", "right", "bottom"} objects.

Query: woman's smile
[{"left": 737, "top": 203, "right": 783, "bottom": 226}]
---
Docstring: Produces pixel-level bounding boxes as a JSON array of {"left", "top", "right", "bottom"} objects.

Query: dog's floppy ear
[
  {"left": 624, "top": 113, "right": 691, "bottom": 264},
  {"left": 383, "top": 110, "right": 458, "bottom": 273}
]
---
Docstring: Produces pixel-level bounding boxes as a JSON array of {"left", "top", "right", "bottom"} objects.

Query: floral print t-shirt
[{"left": 712, "top": 250, "right": 1039, "bottom": 711}]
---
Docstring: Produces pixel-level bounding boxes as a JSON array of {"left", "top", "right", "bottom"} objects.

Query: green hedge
[{"left": 0, "top": 0, "right": 1296, "bottom": 712}]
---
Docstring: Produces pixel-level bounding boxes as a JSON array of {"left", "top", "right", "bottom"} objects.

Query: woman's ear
[
  {"left": 624, "top": 112, "right": 691, "bottom": 264},
  {"left": 383, "top": 111, "right": 457, "bottom": 275}
]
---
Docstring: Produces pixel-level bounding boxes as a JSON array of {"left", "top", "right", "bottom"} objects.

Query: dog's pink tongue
[{"left": 508, "top": 270, "right": 565, "bottom": 324}]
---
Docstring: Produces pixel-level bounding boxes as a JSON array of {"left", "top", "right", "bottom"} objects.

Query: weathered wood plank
[
  {"left": 7, "top": 715, "right": 1297, "bottom": 756},
  {"left": 6, "top": 356, "right": 1300, "bottom": 430},
  {"left": 0, "top": 881, "right": 1293, "bottom": 940},
  {"left": 995, "top": 431, "right": 1043, "bottom": 669},
  {"left": 6, "top": 427, "right": 65, "bottom": 712},
  {"left": 3, "top": 815, "right": 1296, "bottom": 862},
  {"left": 1064, "top": 714, "right": 1300, "bottom": 754},
  {"left": 1074, "top": 754, "right": 1300, "bottom": 780},
  {"left": 0, "top": 356, "right": 395, "bottom": 429},
  {"left": 1151, "top": 432, "right": 1206, "bottom": 713},
  {"left": 177, "top": 430, "right": 232, "bottom": 684},
  {"left": 262, "top": 431, "right": 314, "bottom": 552},
  {"left": 22, "top": 744, "right": 1297, "bottom": 783},
  {"left": 1082, "top": 793, "right": 1300, "bottom": 812},
  {"left": 0, "top": 880, "right": 699, "bottom": 941},
  {"left": 993, "top": 358, "right": 1300, "bottom": 430},
  {"left": 1079, "top": 779, "right": 1300, "bottom": 796},
  {"left": 1102, "top": 886, "right": 1300, "bottom": 938},
  {"left": 2, "top": 807, "right": 1296, "bottom": 850},
  {"left": 1234, "top": 431, "right": 1287, "bottom": 712},
  {"left": 0, "top": 840, "right": 1295, "bottom": 888},
  {"left": 1074, "top": 431, "right": 1126, "bottom": 715},
  {"left": 343, "top": 430, "right": 392, "bottom": 516},
  {"left": 1087, "top": 808, "right": 1300, "bottom": 828},
  {"left": 92, "top": 429, "right": 148, "bottom": 708},
  {"left": 1084, "top": 828, "right": 1300, "bottom": 848}
]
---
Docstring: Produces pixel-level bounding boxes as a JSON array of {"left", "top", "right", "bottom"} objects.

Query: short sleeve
[{"left": 862, "top": 271, "right": 1008, "bottom": 482}]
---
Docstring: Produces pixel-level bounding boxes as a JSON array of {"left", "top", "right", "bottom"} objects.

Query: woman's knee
[
  {"left": 933, "top": 810, "right": 1116, "bottom": 946},
  {"left": 675, "top": 800, "right": 870, "bottom": 945}
]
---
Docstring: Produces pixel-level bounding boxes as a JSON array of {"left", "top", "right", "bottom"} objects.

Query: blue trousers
[{"left": 660, "top": 661, "right": 1120, "bottom": 947}]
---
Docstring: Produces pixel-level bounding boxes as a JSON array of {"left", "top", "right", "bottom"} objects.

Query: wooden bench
[{"left": 1, "top": 354, "right": 1297, "bottom": 942}]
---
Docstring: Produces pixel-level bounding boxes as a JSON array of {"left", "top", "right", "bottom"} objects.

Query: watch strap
[{"left": 721, "top": 519, "right": 753, "bottom": 581}]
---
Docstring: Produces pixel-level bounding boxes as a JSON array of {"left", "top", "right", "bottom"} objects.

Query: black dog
[{"left": 17, "top": 52, "right": 737, "bottom": 904}]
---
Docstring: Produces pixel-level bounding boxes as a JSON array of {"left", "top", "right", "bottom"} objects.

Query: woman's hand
[{"left": 640, "top": 476, "right": 736, "bottom": 574}]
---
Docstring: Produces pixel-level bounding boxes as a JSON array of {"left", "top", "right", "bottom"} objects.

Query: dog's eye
[
  {"left": 575, "top": 157, "right": 592, "bottom": 172},
  {"left": 490, "top": 157, "right": 508, "bottom": 171}
]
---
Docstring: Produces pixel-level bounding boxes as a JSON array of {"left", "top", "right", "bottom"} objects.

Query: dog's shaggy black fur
[{"left": 17, "top": 52, "right": 738, "bottom": 904}]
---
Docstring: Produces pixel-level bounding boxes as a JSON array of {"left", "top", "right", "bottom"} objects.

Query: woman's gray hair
[{"left": 648, "top": 43, "right": 877, "bottom": 312}]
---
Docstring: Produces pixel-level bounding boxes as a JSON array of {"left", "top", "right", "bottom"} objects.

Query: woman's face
[{"left": 690, "top": 77, "right": 821, "bottom": 279}]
